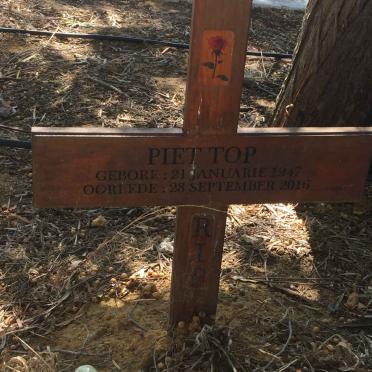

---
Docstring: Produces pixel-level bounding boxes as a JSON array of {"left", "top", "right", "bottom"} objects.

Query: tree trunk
[{"left": 272, "top": 0, "right": 372, "bottom": 127}]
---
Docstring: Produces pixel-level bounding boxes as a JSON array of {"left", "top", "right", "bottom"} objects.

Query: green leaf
[
  {"left": 217, "top": 75, "right": 229, "bottom": 81},
  {"left": 203, "top": 62, "right": 215, "bottom": 69}
]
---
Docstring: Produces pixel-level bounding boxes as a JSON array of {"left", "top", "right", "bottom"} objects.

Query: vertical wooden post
[{"left": 170, "top": 0, "right": 252, "bottom": 326}]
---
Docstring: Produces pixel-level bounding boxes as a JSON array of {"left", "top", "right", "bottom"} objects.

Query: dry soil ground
[{"left": 1, "top": 1, "right": 372, "bottom": 371}]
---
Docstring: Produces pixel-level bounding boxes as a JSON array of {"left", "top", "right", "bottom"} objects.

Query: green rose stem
[{"left": 212, "top": 52, "right": 218, "bottom": 79}]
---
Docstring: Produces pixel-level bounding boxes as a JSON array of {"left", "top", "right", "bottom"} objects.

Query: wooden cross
[{"left": 32, "top": 0, "right": 372, "bottom": 326}]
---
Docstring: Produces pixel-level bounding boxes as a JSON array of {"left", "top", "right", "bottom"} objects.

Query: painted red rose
[
  {"left": 204, "top": 34, "right": 230, "bottom": 81},
  {"left": 208, "top": 36, "right": 227, "bottom": 56}
]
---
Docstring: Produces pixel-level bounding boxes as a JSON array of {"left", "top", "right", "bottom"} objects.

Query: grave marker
[{"left": 32, "top": 0, "right": 372, "bottom": 325}]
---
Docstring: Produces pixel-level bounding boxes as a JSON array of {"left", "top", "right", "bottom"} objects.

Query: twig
[
  {"left": 50, "top": 348, "right": 110, "bottom": 357},
  {"left": 337, "top": 320, "right": 372, "bottom": 329},
  {"left": 209, "top": 337, "right": 238, "bottom": 372},
  {"left": 87, "top": 76, "right": 125, "bottom": 95},
  {"left": 260, "top": 51, "right": 268, "bottom": 78},
  {"left": 0, "top": 292, "right": 71, "bottom": 338},
  {"left": 14, "top": 335, "right": 54, "bottom": 372},
  {"left": 0, "top": 76, "right": 21, "bottom": 80},
  {"left": 0, "top": 335, "right": 6, "bottom": 350},
  {"left": 153, "top": 345, "right": 159, "bottom": 372},
  {"left": 268, "top": 284, "right": 317, "bottom": 306},
  {"left": 233, "top": 275, "right": 330, "bottom": 283},
  {"left": 278, "top": 358, "right": 298, "bottom": 372},
  {"left": 254, "top": 81, "right": 277, "bottom": 97},
  {"left": 128, "top": 302, "right": 148, "bottom": 332},
  {"left": 0, "top": 124, "right": 29, "bottom": 133},
  {"left": 0, "top": 325, "right": 39, "bottom": 338},
  {"left": 262, "top": 316, "right": 293, "bottom": 371},
  {"left": 275, "top": 319, "right": 293, "bottom": 357},
  {"left": 232, "top": 275, "right": 320, "bottom": 306},
  {"left": 99, "top": 208, "right": 166, "bottom": 246},
  {"left": 304, "top": 355, "right": 315, "bottom": 372}
]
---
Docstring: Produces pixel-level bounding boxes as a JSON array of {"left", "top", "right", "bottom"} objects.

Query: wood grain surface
[{"left": 33, "top": 130, "right": 372, "bottom": 207}]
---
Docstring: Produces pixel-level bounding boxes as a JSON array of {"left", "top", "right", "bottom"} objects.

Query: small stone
[
  {"left": 147, "top": 269, "right": 154, "bottom": 277},
  {"left": 177, "top": 321, "right": 185, "bottom": 329},
  {"left": 326, "top": 344, "right": 335, "bottom": 352},
  {"left": 108, "top": 266, "right": 114, "bottom": 273},
  {"left": 110, "top": 277, "right": 117, "bottom": 284},
  {"left": 120, "top": 273, "right": 129, "bottom": 280},
  {"left": 157, "top": 362, "right": 165, "bottom": 370},
  {"left": 149, "top": 271, "right": 159, "bottom": 278},
  {"left": 91, "top": 215, "right": 107, "bottom": 228},
  {"left": 97, "top": 292, "right": 104, "bottom": 299},
  {"left": 312, "top": 326, "right": 320, "bottom": 334},
  {"left": 75, "top": 366, "right": 98, "bottom": 372}
]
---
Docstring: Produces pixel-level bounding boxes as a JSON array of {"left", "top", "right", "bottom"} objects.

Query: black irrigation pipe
[
  {"left": 0, "top": 27, "right": 293, "bottom": 59},
  {"left": 0, "top": 138, "right": 31, "bottom": 149}
]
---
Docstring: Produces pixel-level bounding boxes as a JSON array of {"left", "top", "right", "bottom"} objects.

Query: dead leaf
[
  {"left": 346, "top": 292, "right": 359, "bottom": 309},
  {"left": 28, "top": 268, "right": 39, "bottom": 276},
  {"left": 70, "top": 259, "right": 83, "bottom": 269}
]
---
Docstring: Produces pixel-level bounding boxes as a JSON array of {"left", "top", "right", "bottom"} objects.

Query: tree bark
[{"left": 272, "top": 0, "right": 372, "bottom": 127}]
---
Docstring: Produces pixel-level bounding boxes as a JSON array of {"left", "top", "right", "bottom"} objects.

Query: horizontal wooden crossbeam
[
  {"left": 32, "top": 126, "right": 372, "bottom": 136},
  {"left": 32, "top": 127, "right": 372, "bottom": 208}
]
